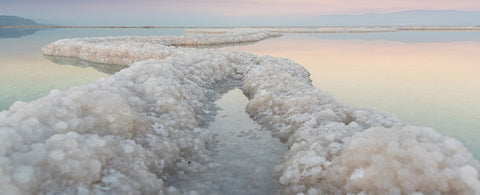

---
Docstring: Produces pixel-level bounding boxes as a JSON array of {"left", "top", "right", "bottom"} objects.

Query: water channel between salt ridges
[{"left": 0, "top": 30, "right": 479, "bottom": 194}]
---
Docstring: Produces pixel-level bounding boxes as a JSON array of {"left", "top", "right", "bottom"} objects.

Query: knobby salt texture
[{"left": 0, "top": 31, "right": 478, "bottom": 194}]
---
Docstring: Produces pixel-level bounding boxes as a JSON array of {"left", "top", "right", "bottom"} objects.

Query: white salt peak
[{"left": 350, "top": 169, "right": 364, "bottom": 180}]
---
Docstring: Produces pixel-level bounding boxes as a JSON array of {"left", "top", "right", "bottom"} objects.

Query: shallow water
[
  {"left": 1, "top": 29, "right": 479, "bottom": 193},
  {"left": 2, "top": 30, "right": 479, "bottom": 155},
  {"left": 227, "top": 34, "right": 480, "bottom": 158},
  {"left": 0, "top": 28, "right": 184, "bottom": 110},
  {"left": 0, "top": 55, "right": 107, "bottom": 110},
  {"left": 168, "top": 89, "right": 287, "bottom": 194}
]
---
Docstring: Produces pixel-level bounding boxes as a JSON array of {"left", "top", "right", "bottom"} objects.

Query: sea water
[
  {"left": 227, "top": 33, "right": 480, "bottom": 158},
  {"left": 0, "top": 28, "right": 184, "bottom": 110},
  {"left": 1, "top": 28, "right": 479, "bottom": 194}
]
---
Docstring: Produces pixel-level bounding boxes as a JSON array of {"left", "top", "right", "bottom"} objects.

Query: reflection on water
[
  {"left": 43, "top": 55, "right": 129, "bottom": 74},
  {"left": 0, "top": 28, "right": 185, "bottom": 111},
  {"left": 1, "top": 29, "right": 479, "bottom": 160},
  {"left": 0, "top": 56, "right": 108, "bottom": 110},
  {"left": 174, "top": 39, "right": 266, "bottom": 49},
  {"left": 168, "top": 89, "right": 286, "bottom": 194},
  {"left": 0, "top": 28, "right": 185, "bottom": 55},
  {"left": 228, "top": 35, "right": 480, "bottom": 158},
  {"left": 0, "top": 28, "right": 39, "bottom": 38},
  {"left": 310, "top": 30, "right": 480, "bottom": 42},
  {"left": 40, "top": 34, "right": 275, "bottom": 74}
]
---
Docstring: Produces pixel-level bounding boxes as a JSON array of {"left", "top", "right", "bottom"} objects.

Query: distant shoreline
[{"left": 1, "top": 26, "right": 480, "bottom": 31}]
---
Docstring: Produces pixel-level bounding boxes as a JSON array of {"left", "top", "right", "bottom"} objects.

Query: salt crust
[{"left": 0, "top": 31, "right": 478, "bottom": 194}]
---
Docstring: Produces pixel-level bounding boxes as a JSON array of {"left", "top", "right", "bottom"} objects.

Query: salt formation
[
  {"left": 185, "top": 27, "right": 399, "bottom": 34},
  {"left": 168, "top": 89, "right": 287, "bottom": 194},
  {"left": 41, "top": 31, "right": 281, "bottom": 65},
  {"left": 43, "top": 55, "right": 128, "bottom": 74},
  {"left": 0, "top": 31, "right": 478, "bottom": 194},
  {"left": 184, "top": 26, "right": 480, "bottom": 35}
]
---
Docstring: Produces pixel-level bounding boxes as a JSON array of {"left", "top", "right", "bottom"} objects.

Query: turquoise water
[{"left": 1, "top": 28, "right": 479, "bottom": 161}]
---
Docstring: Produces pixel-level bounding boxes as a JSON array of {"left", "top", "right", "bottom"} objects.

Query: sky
[{"left": 1, "top": 0, "right": 479, "bottom": 26}]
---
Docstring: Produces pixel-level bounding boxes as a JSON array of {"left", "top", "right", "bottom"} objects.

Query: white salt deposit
[
  {"left": 0, "top": 31, "right": 478, "bottom": 194},
  {"left": 185, "top": 27, "right": 399, "bottom": 34},
  {"left": 41, "top": 31, "right": 281, "bottom": 65},
  {"left": 184, "top": 26, "right": 480, "bottom": 35},
  {"left": 167, "top": 89, "right": 287, "bottom": 194}
]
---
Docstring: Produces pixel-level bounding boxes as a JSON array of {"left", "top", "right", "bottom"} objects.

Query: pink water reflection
[{"left": 228, "top": 35, "right": 480, "bottom": 157}]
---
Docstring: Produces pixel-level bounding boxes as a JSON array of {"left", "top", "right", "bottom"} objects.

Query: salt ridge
[{"left": 0, "top": 31, "right": 478, "bottom": 194}]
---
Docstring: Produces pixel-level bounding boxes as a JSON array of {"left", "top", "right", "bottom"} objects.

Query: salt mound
[
  {"left": 0, "top": 31, "right": 478, "bottom": 194},
  {"left": 324, "top": 126, "right": 480, "bottom": 194},
  {"left": 41, "top": 31, "right": 281, "bottom": 65}
]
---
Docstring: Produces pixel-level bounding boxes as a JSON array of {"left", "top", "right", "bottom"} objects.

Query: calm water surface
[
  {"left": 228, "top": 33, "right": 480, "bottom": 158},
  {"left": 0, "top": 28, "right": 184, "bottom": 110},
  {"left": 1, "top": 29, "right": 479, "bottom": 166}
]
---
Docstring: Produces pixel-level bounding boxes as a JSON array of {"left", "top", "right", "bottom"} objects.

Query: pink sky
[
  {"left": 2, "top": 0, "right": 479, "bottom": 25},
  {"left": 4, "top": 0, "right": 480, "bottom": 16},
  {"left": 145, "top": 0, "right": 479, "bottom": 16}
]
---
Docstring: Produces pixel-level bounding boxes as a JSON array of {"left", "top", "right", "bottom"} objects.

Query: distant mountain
[
  {"left": 0, "top": 15, "right": 39, "bottom": 26},
  {"left": 0, "top": 16, "right": 41, "bottom": 38},
  {"left": 311, "top": 10, "right": 480, "bottom": 26}
]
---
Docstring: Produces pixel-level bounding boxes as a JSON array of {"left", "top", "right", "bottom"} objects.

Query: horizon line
[{"left": 1, "top": 25, "right": 480, "bottom": 30}]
